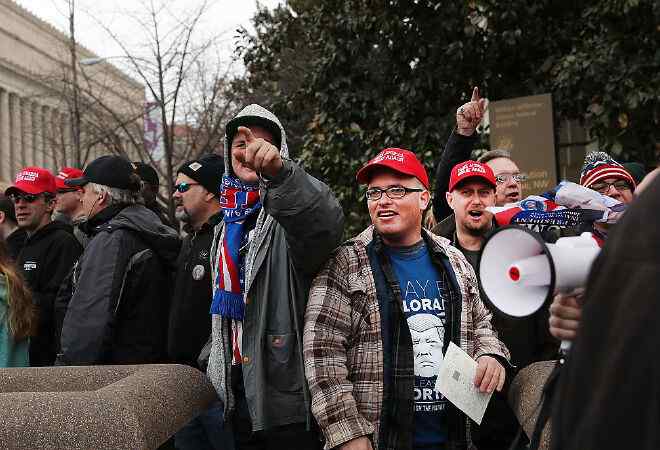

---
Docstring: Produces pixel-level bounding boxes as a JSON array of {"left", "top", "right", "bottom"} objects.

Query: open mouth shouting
[
  {"left": 505, "top": 191, "right": 520, "bottom": 203},
  {"left": 467, "top": 209, "right": 484, "bottom": 221}
]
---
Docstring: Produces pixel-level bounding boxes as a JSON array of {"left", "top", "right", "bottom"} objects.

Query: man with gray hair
[{"left": 56, "top": 155, "right": 181, "bottom": 365}]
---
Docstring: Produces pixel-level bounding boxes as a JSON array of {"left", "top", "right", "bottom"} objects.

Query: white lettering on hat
[
  {"left": 16, "top": 171, "right": 39, "bottom": 183},
  {"left": 57, "top": 171, "right": 68, "bottom": 180},
  {"left": 373, "top": 150, "right": 404, "bottom": 164},
  {"left": 456, "top": 163, "right": 486, "bottom": 177},
  {"left": 189, "top": 162, "right": 202, "bottom": 171}
]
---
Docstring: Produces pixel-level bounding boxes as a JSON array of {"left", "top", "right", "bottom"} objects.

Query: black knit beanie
[{"left": 177, "top": 154, "right": 225, "bottom": 196}]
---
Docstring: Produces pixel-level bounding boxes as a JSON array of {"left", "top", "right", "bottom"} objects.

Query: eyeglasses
[
  {"left": 173, "top": 182, "right": 200, "bottom": 193},
  {"left": 365, "top": 186, "right": 424, "bottom": 201},
  {"left": 494, "top": 173, "right": 527, "bottom": 184},
  {"left": 9, "top": 193, "right": 43, "bottom": 203},
  {"left": 591, "top": 180, "right": 631, "bottom": 194}
]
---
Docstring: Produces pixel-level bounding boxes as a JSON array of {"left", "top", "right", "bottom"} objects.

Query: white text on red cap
[
  {"left": 373, "top": 150, "right": 404, "bottom": 164},
  {"left": 456, "top": 163, "right": 486, "bottom": 177},
  {"left": 16, "top": 171, "right": 40, "bottom": 183}
]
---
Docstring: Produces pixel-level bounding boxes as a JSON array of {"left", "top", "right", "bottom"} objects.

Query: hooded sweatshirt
[
  {"left": 16, "top": 220, "right": 82, "bottom": 366},
  {"left": 207, "top": 104, "right": 345, "bottom": 432},
  {"left": 58, "top": 203, "right": 180, "bottom": 365}
]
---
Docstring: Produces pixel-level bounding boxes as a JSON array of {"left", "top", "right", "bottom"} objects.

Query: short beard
[
  {"left": 175, "top": 208, "right": 191, "bottom": 223},
  {"left": 462, "top": 219, "right": 491, "bottom": 237}
]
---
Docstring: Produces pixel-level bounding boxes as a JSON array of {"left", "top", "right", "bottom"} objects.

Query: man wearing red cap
[
  {"left": 439, "top": 161, "right": 558, "bottom": 449},
  {"left": 54, "top": 167, "right": 85, "bottom": 223},
  {"left": 53, "top": 167, "right": 87, "bottom": 246},
  {"left": 304, "top": 148, "right": 509, "bottom": 450},
  {"left": 4, "top": 167, "right": 82, "bottom": 366}
]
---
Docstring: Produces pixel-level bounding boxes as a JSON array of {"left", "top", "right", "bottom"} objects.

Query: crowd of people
[{"left": 0, "top": 92, "right": 657, "bottom": 450}]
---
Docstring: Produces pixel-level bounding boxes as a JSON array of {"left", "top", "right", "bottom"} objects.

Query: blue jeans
[{"left": 174, "top": 401, "right": 234, "bottom": 450}]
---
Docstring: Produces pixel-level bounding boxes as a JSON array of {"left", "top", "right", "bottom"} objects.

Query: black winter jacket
[
  {"left": 6, "top": 228, "right": 27, "bottom": 261},
  {"left": 16, "top": 221, "right": 82, "bottom": 366},
  {"left": 432, "top": 216, "right": 558, "bottom": 449},
  {"left": 432, "top": 130, "right": 477, "bottom": 222},
  {"left": 58, "top": 204, "right": 180, "bottom": 365},
  {"left": 167, "top": 212, "right": 222, "bottom": 368}
]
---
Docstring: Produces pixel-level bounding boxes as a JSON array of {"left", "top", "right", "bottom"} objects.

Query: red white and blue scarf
[{"left": 211, "top": 175, "right": 261, "bottom": 320}]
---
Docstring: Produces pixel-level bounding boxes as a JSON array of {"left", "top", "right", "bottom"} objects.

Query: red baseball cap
[
  {"left": 448, "top": 160, "right": 496, "bottom": 192},
  {"left": 356, "top": 148, "right": 429, "bottom": 189},
  {"left": 55, "top": 167, "right": 84, "bottom": 190},
  {"left": 5, "top": 167, "right": 56, "bottom": 196}
]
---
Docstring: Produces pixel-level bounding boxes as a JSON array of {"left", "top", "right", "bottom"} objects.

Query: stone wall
[{"left": 0, "top": 364, "right": 217, "bottom": 449}]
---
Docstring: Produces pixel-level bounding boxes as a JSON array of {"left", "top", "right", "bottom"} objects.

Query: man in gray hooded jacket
[{"left": 207, "top": 104, "right": 344, "bottom": 449}]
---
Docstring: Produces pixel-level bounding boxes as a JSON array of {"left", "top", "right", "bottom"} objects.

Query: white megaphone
[{"left": 478, "top": 225, "right": 600, "bottom": 351}]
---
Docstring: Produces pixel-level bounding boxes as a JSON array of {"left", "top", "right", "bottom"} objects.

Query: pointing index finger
[
  {"left": 236, "top": 126, "right": 256, "bottom": 143},
  {"left": 471, "top": 86, "right": 480, "bottom": 102}
]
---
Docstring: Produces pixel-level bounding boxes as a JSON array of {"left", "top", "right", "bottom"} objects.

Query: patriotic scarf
[{"left": 210, "top": 175, "right": 261, "bottom": 320}]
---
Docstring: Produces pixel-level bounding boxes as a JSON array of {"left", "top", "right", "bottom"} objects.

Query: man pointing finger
[{"left": 232, "top": 126, "right": 284, "bottom": 179}]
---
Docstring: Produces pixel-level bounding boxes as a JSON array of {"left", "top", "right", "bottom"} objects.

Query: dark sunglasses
[
  {"left": 173, "top": 182, "right": 200, "bottom": 193},
  {"left": 9, "top": 193, "right": 44, "bottom": 203}
]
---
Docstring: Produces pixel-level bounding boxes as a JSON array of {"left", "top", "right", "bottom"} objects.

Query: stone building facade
[{"left": 0, "top": 0, "right": 144, "bottom": 190}]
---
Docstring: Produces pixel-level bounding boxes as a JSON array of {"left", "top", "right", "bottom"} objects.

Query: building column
[
  {"left": 22, "top": 99, "right": 33, "bottom": 167},
  {"left": 45, "top": 107, "right": 58, "bottom": 172},
  {"left": 9, "top": 93, "right": 22, "bottom": 176},
  {"left": 0, "top": 89, "right": 10, "bottom": 183},
  {"left": 38, "top": 106, "right": 48, "bottom": 170},
  {"left": 31, "top": 102, "right": 39, "bottom": 168},
  {"left": 33, "top": 104, "right": 43, "bottom": 168},
  {"left": 60, "top": 113, "right": 71, "bottom": 168}
]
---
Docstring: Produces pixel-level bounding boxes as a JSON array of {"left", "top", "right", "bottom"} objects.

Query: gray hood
[{"left": 223, "top": 104, "right": 289, "bottom": 176}]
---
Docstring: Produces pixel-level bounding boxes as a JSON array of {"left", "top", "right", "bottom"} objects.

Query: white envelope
[{"left": 434, "top": 342, "right": 493, "bottom": 425}]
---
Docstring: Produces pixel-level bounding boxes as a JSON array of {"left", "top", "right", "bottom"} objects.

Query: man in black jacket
[
  {"left": 168, "top": 154, "right": 231, "bottom": 449},
  {"left": 5, "top": 167, "right": 82, "bottom": 366},
  {"left": 57, "top": 156, "right": 180, "bottom": 365},
  {"left": 431, "top": 92, "right": 557, "bottom": 449}
]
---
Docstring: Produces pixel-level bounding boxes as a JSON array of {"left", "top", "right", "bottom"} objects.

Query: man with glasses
[
  {"left": 304, "top": 148, "right": 508, "bottom": 450},
  {"left": 548, "top": 151, "right": 637, "bottom": 349},
  {"left": 168, "top": 154, "right": 233, "bottom": 450},
  {"left": 5, "top": 167, "right": 82, "bottom": 366},
  {"left": 579, "top": 151, "right": 635, "bottom": 205}
]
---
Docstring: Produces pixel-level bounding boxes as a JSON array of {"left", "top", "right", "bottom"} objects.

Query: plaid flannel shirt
[{"left": 303, "top": 227, "right": 510, "bottom": 450}]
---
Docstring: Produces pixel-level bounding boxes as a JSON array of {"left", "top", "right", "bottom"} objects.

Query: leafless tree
[{"left": 36, "top": 0, "right": 239, "bottom": 221}]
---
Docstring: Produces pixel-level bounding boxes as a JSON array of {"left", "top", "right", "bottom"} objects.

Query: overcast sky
[{"left": 14, "top": 0, "right": 281, "bottom": 69}]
